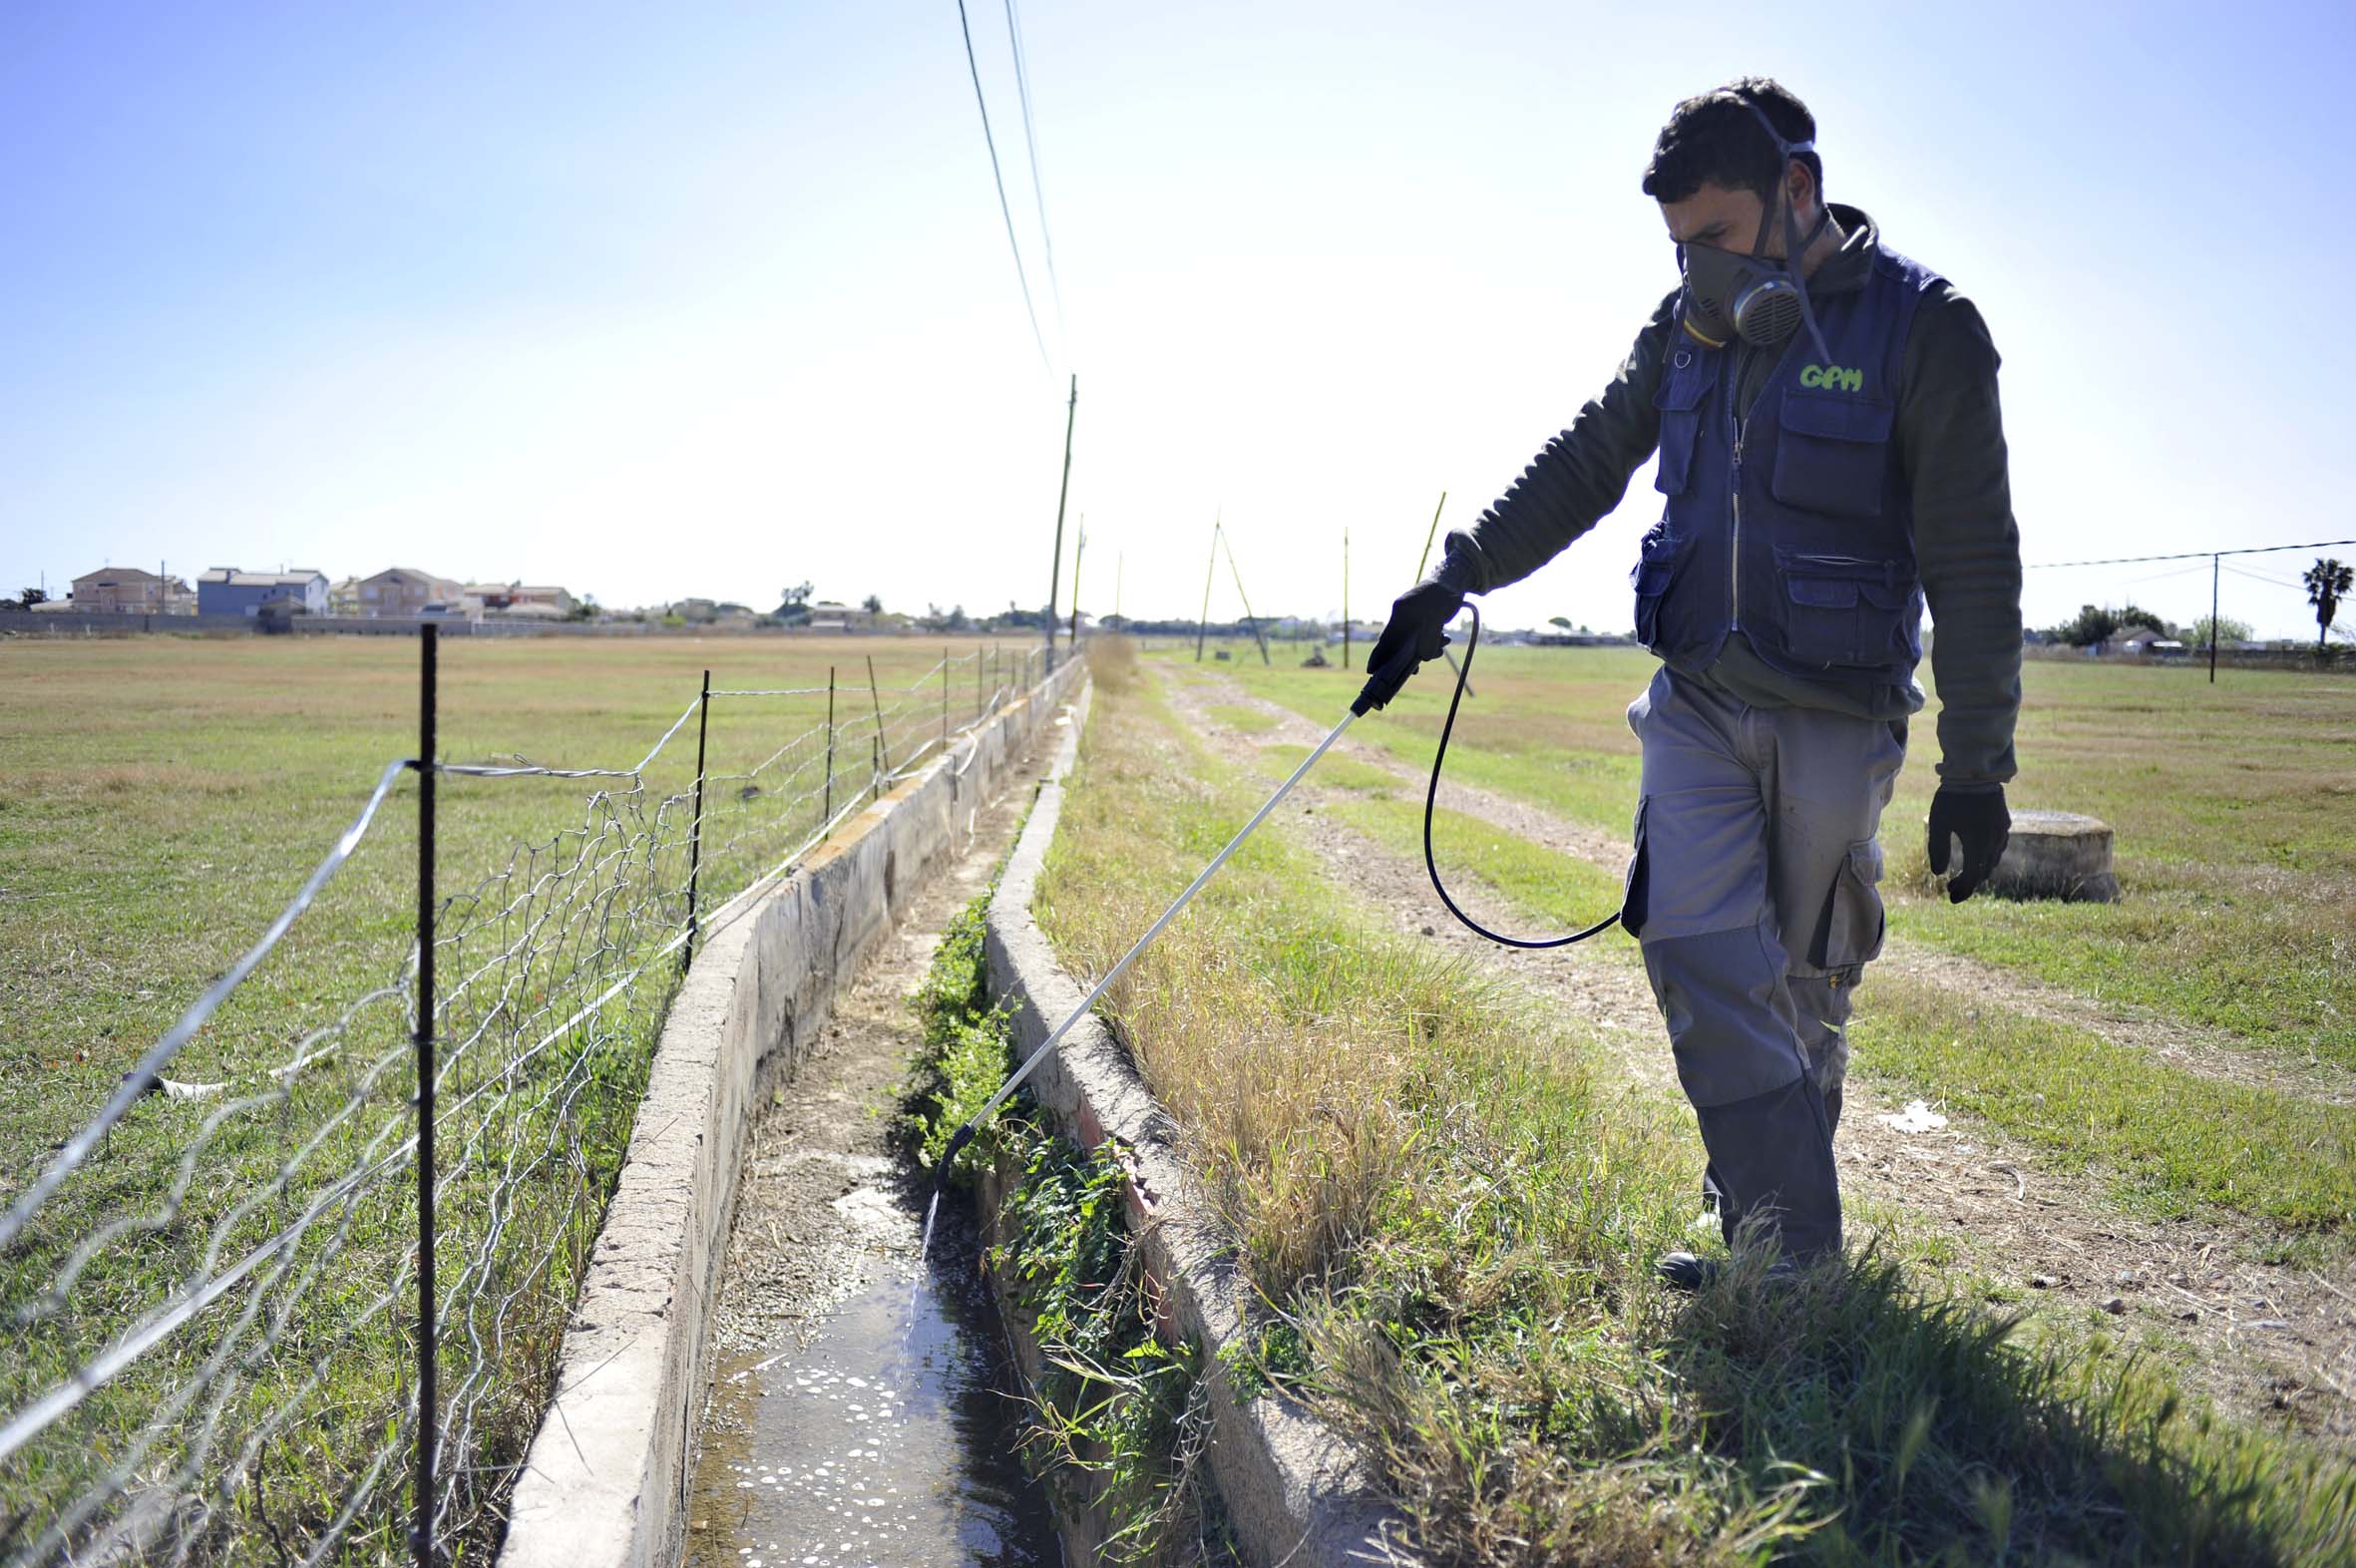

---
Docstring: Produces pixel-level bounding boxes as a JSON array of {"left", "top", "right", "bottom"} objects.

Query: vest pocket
[
  {"left": 1775, "top": 550, "right": 1911, "bottom": 669},
  {"left": 1652, "top": 359, "right": 1709, "bottom": 496},
  {"left": 1770, "top": 390, "right": 1893, "bottom": 519},
  {"left": 1631, "top": 527, "right": 1686, "bottom": 649}
]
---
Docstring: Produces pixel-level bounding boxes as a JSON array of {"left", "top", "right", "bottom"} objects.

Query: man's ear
[{"left": 1787, "top": 160, "right": 1818, "bottom": 219}]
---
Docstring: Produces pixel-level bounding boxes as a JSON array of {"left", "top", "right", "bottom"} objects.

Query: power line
[
  {"left": 952, "top": 0, "right": 1051, "bottom": 371},
  {"left": 2025, "top": 538, "right": 2355, "bottom": 570},
  {"left": 2222, "top": 564, "right": 2306, "bottom": 591},
  {"left": 2118, "top": 561, "right": 2214, "bottom": 588},
  {"left": 1000, "top": 0, "right": 1063, "bottom": 335}
]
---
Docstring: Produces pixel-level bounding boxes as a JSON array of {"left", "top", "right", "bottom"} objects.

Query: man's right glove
[
  {"left": 1926, "top": 784, "right": 2011, "bottom": 904},
  {"left": 1355, "top": 580, "right": 1463, "bottom": 714}
]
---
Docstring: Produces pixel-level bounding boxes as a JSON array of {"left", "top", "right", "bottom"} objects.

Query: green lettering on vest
[{"left": 1800, "top": 364, "right": 1863, "bottom": 392}]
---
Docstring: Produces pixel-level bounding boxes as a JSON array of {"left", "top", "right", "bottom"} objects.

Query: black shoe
[
  {"left": 1656, "top": 1251, "right": 1717, "bottom": 1292},
  {"left": 1656, "top": 1250, "right": 1802, "bottom": 1294}
]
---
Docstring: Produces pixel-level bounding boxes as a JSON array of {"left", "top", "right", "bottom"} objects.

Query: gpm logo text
[{"left": 1799, "top": 364, "right": 1863, "bottom": 392}]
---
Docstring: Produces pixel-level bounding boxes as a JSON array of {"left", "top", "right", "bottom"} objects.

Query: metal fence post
[
  {"left": 410, "top": 623, "right": 439, "bottom": 1568},
  {"left": 941, "top": 646, "right": 949, "bottom": 753},
  {"left": 681, "top": 669, "right": 711, "bottom": 974},
  {"left": 864, "top": 655, "right": 889, "bottom": 777},
  {"left": 871, "top": 733, "right": 881, "bottom": 806},
  {"left": 824, "top": 666, "right": 836, "bottom": 823}
]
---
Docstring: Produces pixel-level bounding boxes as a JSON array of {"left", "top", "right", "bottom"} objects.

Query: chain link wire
[{"left": 0, "top": 645, "right": 1051, "bottom": 1565}]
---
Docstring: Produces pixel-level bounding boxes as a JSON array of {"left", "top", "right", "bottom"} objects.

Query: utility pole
[
  {"left": 1411, "top": 490, "right": 1471, "bottom": 696},
  {"left": 1194, "top": 516, "right": 1220, "bottom": 661},
  {"left": 1342, "top": 528, "right": 1351, "bottom": 671},
  {"left": 1220, "top": 527, "right": 1272, "bottom": 666},
  {"left": 1044, "top": 374, "right": 1077, "bottom": 669},
  {"left": 1067, "top": 517, "right": 1086, "bottom": 649},
  {"left": 1113, "top": 552, "right": 1122, "bottom": 624},
  {"left": 2209, "top": 552, "right": 2220, "bottom": 685}
]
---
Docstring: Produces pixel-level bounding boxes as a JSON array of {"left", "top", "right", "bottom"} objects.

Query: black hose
[{"left": 1419, "top": 601, "right": 1622, "bottom": 949}]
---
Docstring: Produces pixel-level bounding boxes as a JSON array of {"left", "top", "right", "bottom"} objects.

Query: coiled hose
[{"left": 1416, "top": 599, "right": 1622, "bottom": 948}]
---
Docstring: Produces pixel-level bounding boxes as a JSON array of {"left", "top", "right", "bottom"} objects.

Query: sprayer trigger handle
[{"left": 1352, "top": 632, "right": 1446, "bottom": 716}]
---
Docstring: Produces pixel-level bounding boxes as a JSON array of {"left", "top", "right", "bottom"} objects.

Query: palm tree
[{"left": 2305, "top": 557, "right": 2353, "bottom": 654}]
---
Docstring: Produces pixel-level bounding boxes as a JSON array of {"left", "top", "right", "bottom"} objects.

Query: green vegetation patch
[
  {"left": 1885, "top": 891, "right": 2356, "bottom": 1073},
  {"left": 1203, "top": 702, "right": 1279, "bottom": 735},
  {"left": 1155, "top": 643, "right": 2356, "bottom": 1075},
  {"left": 1848, "top": 974, "right": 2354, "bottom": 1229},
  {"left": 1334, "top": 771, "right": 2355, "bottom": 1235},
  {"left": 1053, "top": 647, "right": 2355, "bottom": 1565},
  {"left": 0, "top": 632, "right": 996, "bottom": 1561},
  {"left": 903, "top": 881, "right": 1227, "bottom": 1564},
  {"left": 1247, "top": 743, "right": 1398, "bottom": 795},
  {"left": 991, "top": 1128, "right": 1228, "bottom": 1564}
]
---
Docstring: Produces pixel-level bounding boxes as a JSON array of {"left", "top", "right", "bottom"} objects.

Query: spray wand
[{"left": 928, "top": 604, "right": 1617, "bottom": 1191}]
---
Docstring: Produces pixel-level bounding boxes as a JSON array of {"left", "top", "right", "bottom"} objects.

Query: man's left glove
[
  {"left": 1926, "top": 785, "right": 2011, "bottom": 904},
  {"left": 1355, "top": 581, "right": 1463, "bottom": 714}
]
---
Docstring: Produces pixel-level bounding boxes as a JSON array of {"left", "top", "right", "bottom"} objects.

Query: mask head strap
[{"left": 1736, "top": 96, "right": 1835, "bottom": 364}]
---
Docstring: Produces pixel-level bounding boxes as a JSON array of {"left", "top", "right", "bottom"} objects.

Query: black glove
[
  {"left": 1926, "top": 785, "right": 2010, "bottom": 904},
  {"left": 1354, "top": 580, "right": 1463, "bottom": 714}
]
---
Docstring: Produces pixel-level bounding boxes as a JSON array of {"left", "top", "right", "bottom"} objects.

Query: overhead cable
[
  {"left": 1001, "top": 0, "right": 1063, "bottom": 333},
  {"left": 2025, "top": 538, "right": 2355, "bottom": 570},
  {"left": 952, "top": 0, "right": 1052, "bottom": 371}
]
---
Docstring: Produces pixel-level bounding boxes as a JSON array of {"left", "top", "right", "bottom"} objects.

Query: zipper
[
  {"left": 1726, "top": 338, "right": 1792, "bottom": 632},
  {"left": 1728, "top": 348, "right": 1750, "bottom": 633}
]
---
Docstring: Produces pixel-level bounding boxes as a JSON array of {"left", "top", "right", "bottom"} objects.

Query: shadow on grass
[{"left": 1654, "top": 1242, "right": 2353, "bottom": 1566}]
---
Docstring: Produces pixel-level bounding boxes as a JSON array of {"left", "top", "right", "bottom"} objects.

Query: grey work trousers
[{"left": 1622, "top": 665, "right": 1902, "bottom": 1261}]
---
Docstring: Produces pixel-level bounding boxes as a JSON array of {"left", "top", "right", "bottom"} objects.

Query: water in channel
[{"left": 685, "top": 1186, "right": 1059, "bottom": 1568}]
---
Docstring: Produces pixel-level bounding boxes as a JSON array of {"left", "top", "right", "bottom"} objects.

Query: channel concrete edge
[
  {"left": 982, "top": 680, "right": 1410, "bottom": 1568},
  {"left": 499, "top": 656, "right": 1088, "bottom": 1568}
]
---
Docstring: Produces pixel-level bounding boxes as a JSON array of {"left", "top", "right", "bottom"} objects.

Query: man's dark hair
[{"left": 1641, "top": 77, "right": 1822, "bottom": 206}]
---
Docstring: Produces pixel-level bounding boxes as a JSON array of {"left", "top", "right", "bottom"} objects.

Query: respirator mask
[{"left": 1675, "top": 102, "right": 1834, "bottom": 363}]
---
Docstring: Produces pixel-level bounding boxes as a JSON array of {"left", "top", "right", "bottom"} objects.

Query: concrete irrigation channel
[
  {"left": 498, "top": 655, "right": 1395, "bottom": 1568},
  {"left": 498, "top": 662, "right": 1083, "bottom": 1568}
]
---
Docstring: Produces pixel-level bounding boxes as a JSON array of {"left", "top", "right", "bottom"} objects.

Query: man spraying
[{"left": 1365, "top": 79, "right": 2023, "bottom": 1287}]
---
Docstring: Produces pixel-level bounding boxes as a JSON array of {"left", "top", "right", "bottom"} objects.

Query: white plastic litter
[{"left": 1879, "top": 1098, "right": 1949, "bottom": 1134}]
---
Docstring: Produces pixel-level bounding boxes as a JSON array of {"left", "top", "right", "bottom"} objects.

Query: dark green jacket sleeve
[
  {"left": 1899, "top": 288, "right": 2022, "bottom": 786},
  {"left": 1434, "top": 291, "right": 1683, "bottom": 593}
]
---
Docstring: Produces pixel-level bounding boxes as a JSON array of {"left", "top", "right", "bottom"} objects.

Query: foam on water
[{"left": 686, "top": 1194, "right": 1053, "bottom": 1568}]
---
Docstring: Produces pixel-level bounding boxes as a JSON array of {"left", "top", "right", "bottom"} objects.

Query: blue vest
[{"left": 1635, "top": 241, "right": 1942, "bottom": 684}]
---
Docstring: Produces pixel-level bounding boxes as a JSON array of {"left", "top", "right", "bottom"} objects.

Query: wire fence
[{"left": 0, "top": 635, "right": 1055, "bottom": 1567}]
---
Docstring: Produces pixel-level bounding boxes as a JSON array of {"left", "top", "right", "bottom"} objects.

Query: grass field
[
  {"left": 1032, "top": 638, "right": 2355, "bottom": 1565},
  {"left": 1171, "top": 638, "right": 2356, "bottom": 1247},
  {"left": 1181, "top": 635, "right": 2356, "bottom": 1074},
  {"left": 0, "top": 630, "right": 1035, "bottom": 1561}
]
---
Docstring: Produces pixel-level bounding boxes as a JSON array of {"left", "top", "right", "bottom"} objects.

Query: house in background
[
  {"left": 196, "top": 568, "right": 330, "bottom": 617},
  {"left": 802, "top": 600, "right": 877, "bottom": 632},
  {"left": 71, "top": 567, "right": 191, "bottom": 613},
  {"left": 355, "top": 567, "right": 464, "bottom": 617},
  {"left": 328, "top": 577, "right": 364, "bottom": 614},
  {"left": 458, "top": 582, "right": 575, "bottom": 618},
  {"left": 2100, "top": 622, "right": 2171, "bottom": 657}
]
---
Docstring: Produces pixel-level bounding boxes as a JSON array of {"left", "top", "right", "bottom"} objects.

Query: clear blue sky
[{"left": 5, "top": 0, "right": 2351, "bottom": 639}]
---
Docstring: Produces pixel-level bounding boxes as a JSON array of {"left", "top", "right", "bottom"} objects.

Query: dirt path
[
  {"left": 1163, "top": 664, "right": 2355, "bottom": 1449},
  {"left": 1207, "top": 674, "right": 2353, "bottom": 1108}
]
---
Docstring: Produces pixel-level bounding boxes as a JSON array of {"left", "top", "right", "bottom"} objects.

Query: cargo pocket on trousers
[
  {"left": 1620, "top": 799, "right": 1650, "bottom": 940},
  {"left": 1807, "top": 838, "right": 1885, "bottom": 980}
]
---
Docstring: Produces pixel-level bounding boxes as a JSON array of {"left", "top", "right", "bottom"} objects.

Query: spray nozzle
[{"left": 934, "top": 1121, "right": 979, "bottom": 1183}]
